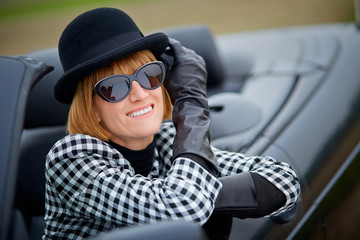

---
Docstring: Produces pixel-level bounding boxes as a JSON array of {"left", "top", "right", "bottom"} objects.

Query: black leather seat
[{"left": 13, "top": 48, "right": 69, "bottom": 240}]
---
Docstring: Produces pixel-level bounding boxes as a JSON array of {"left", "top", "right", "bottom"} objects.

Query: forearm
[
  {"left": 213, "top": 147, "right": 300, "bottom": 215},
  {"left": 164, "top": 38, "right": 220, "bottom": 177},
  {"left": 213, "top": 172, "right": 287, "bottom": 219}
]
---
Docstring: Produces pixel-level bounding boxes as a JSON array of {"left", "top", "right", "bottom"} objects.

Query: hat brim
[{"left": 54, "top": 32, "right": 169, "bottom": 104}]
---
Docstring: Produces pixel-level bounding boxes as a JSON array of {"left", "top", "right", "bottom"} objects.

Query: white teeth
[{"left": 128, "top": 106, "right": 152, "bottom": 117}]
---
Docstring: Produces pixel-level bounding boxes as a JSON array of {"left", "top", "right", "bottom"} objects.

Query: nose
[{"left": 128, "top": 80, "right": 149, "bottom": 102}]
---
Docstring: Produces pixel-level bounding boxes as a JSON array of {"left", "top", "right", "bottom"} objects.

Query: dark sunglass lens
[
  {"left": 137, "top": 64, "right": 163, "bottom": 89},
  {"left": 98, "top": 76, "right": 130, "bottom": 101}
]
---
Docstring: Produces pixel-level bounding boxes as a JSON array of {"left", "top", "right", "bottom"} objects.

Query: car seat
[{"left": 12, "top": 48, "right": 69, "bottom": 240}]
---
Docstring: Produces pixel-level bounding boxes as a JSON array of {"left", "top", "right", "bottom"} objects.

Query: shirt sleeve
[
  {"left": 45, "top": 134, "right": 222, "bottom": 227},
  {"left": 212, "top": 147, "right": 300, "bottom": 216}
]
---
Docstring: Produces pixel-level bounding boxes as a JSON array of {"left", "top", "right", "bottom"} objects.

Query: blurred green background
[{"left": 0, "top": 0, "right": 356, "bottom": 56}]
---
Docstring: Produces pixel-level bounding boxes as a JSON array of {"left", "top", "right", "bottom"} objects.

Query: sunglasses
[{"left": 94, "top": 61, "right": 166, "bottom": 103}]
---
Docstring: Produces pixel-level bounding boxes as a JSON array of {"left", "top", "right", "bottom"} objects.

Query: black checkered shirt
[{"left": 43, "top": 121, "right": 300, "bottom": 239}]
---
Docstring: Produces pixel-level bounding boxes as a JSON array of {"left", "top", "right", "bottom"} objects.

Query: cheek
[{"left": 93, "top": 95, "right": 125, "bottom": 124}]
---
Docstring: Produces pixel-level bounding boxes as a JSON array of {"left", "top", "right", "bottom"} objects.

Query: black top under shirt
[{"left": 107, "top": 138, "right": 156, "bottom": 176}]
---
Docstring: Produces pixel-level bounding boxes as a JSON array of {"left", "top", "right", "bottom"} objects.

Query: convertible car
[{"left": 0, "top": 19, "right": 359, "bottom": 240}]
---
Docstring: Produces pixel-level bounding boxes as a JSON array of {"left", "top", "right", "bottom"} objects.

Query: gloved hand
[
  {"left": 214, "top": 172, "right": 286, "bottom": 219},
  {"left": 164, "top": 38, "right": 219, "bottom": 176},
  {"left": 214, "top": 173, "right": 257, "bottom": 218}
]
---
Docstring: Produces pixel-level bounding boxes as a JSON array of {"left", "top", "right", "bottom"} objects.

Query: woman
[{"left": 44, "top": 7, "right": 300, "bottom": 240}]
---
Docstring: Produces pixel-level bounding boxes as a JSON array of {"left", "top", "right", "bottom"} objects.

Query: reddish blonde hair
[{"left": 67, "top": 50, "right": 172, "bottom": 141}]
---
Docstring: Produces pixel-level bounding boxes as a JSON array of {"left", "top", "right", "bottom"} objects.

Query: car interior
[{"left": 2, "top": 19, "right": 360, "bottom": 240}]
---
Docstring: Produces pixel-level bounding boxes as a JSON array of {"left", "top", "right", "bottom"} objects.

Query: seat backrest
[
  {"left": 13, "top": 48, "right": 69, "bottom": 240},
  {"left": 24, "top": 48, "right": 69, "bottom": 129}
]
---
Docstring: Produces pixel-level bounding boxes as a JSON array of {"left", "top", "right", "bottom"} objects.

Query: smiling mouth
[{"left": 127, "top": 105, "right": 153, "bottom": 118}]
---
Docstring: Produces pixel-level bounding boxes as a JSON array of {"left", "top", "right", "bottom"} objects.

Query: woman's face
[{"left": 93, "top": 79, "right": 164, "bottom": 150}]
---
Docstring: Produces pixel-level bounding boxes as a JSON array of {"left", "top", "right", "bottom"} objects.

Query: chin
[{"left": 136, "top": 120, "right": 162, "bottom": 136}]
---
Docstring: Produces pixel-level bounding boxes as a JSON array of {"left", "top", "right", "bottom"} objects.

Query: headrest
[
  {"left": 164, "top": 25, "right": 225, "bottom": 88},
  {"left": 24, "top": 48, "right": 70, "bottom": 128}
]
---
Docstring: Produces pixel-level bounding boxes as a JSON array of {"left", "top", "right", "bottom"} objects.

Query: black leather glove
[
  {"left": 164, "top": 38, "right": 219, "bottom": 176},
  {"left": 214, "top": 172, "right": 286, "bottom": 219}
]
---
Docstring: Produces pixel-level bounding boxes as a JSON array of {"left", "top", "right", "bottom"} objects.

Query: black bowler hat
[{"left": 54, "top": 7, "right": 169, "bottom": 104}]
